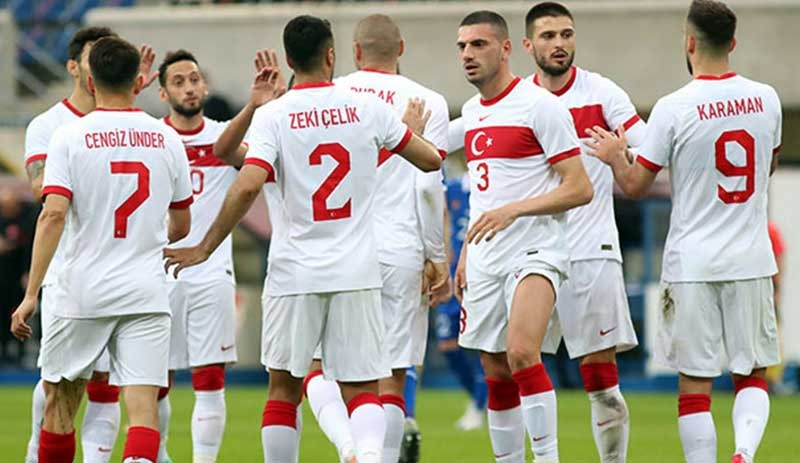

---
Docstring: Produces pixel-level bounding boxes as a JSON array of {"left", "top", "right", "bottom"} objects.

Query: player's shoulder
[
  {"left": 735, "top": 74, "right": 780, "bottom": 102},
  {"left": 27, "top": 99, "right": 73, "bottom": 133},
  {"left": 576, "top": 67, "right": 629, "bottom": 97}
]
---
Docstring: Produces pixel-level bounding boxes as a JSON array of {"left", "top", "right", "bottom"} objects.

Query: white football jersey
[
  {"left": 336, "top": 69, "right": 448, "bottom": 270},
  {"left": 42, "top": 108, "right": 194, "bottom": 318},
  {"left": 531, "top": 67, "right": 646, "bottom": 262},
  {"left": 636, "top": 73, "right": 782, "bottom": 282},
  {"left": 163, "top": 116, "right": 237, "bottom": 283},
  {"left": 462, "top": 77, "right": 580, "bottom": 278},
  {"left": 24, "top": 99, "right": 85, "bottom": 286},
  {"left": 245, "top": 81, "right": 412, "bottom": 296}
]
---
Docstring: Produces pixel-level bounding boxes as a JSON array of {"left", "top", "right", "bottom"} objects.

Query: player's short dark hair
[
  {"left": 525, "top": 2, "right": 573, "bottom": 37},
  {"left": 283, "top": 15, "right": 333, "bottom": 73},
  {"left": 459, "top": 10, "right": 509, "bottom": 40},
  {"left": 158, "top": 49, "right": 199, "bottom": 88},
  {"left": 88, "top": 37, "right": 141, "bottom": 93},
  {"left": 687, "top": 0, "right": 737, "bottom": 53},
  {"left": 67, "top": 26, "right": 117, "bottom": 62}
]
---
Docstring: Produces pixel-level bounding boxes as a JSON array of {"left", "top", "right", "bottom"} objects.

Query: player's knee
[
  {"left": 506, "top": 344, "right": 540, "bottom": 372},
  {"left": 192, "top": 364, "right": 226, "bottom": 391},
  {"left": 479, "top": 352, "right": 512, "bottom": 379},
  {"left": 90, "top": 370, "right": 110, "bottom": 382}
]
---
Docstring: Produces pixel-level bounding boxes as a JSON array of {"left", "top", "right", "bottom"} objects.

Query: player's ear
[
  {"left": 158, "top": 86, "right": 167, "bottom": 102},
  {"left": 522, "top": 36, "right": 533, "bottom": 54},
  {"left": 501, "top": 38, "right": 512, "bottom": 61},
  {"left": 398, "top": 39, "right": 405, "bottom": 58},
  {"left": 729, "top": 37, "right": 737, "bottom": 53},
  {"left": 353, "top": 41, "right": 362, "bottom": 67},
  {"left": 66, "top": 59, "right": 79, "bottom": 78},
  {"left": 133, "top": 74, "right": 144, "bottom": 95},
  {"left": 326, "top": 47, "right": 335, "bottom": 67},
  {"left": 686, "top": 34, "right": 695, "bottom": 55}
]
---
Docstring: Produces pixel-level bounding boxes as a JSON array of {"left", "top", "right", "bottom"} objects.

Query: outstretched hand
[
  {"left": 584, "top": 124, "right": 629, "bottom": 165},
  {"left": 402, "top": 98, "right": 432, "bottom": 136},
  {"left": 135, "top": 44, "right": 159, "bottom": 93},
  {"left": 252, "top": 49, "right": 286, "bottom": 106}
]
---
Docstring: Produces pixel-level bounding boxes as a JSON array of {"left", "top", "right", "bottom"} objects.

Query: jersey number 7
[{"left": 111, "top": 161, "right": 150, "bottom": 239}]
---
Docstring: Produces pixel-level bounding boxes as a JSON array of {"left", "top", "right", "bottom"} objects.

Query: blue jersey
[{"left": 445, "top": 174, "right": 470, "bottom": 275}]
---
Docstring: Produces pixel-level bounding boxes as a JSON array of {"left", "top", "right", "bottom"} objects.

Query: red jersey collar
[
  {"left": 164, "top": 115, "right": 204, "bottom": 135},
  {"left": 94, "top": 107, "right": 143, "bottom": 112},
  {"left": 533, "top": 66, "right": 577, "bottom": 96},
  {"left": 480, "top": 76, "right": 521, "bottom": 107},
  {"left": 61, "top": 98, "right": 86, "bottom": 117},
  {"left": 695, "top": 72, "right": 737, "bottom": 81},
  {"left": 361, "top": 68, "right": 397, "bottom": 75},
  {"left": 292, "top": 81, "right": 335, "bottom": 90}
]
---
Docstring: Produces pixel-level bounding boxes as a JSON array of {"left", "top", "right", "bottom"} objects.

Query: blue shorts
[{"left": 435, "top": 298, "right": 462, "bottom": 342}]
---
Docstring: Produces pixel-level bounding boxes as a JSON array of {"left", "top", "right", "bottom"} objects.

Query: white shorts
[
  {"left": 261, "top": 289, "right": 390, "bottom": 382},
  {"left": 168, "top": 280, "right": 237, "bottom": 370},
  {"left": 38, "top": 285, "right": 111, "bottom": 373},
  {"left": 458, "top": 261, "right": 563, "bottom": 353},
  {"left": 380, "top": 264, "right": 428, "bottom": 369},
  {"left": 542, "top": 260, "right": 638, "bottom": 359},
  {"left": 40, "top": 313, "right": 170, "bottom": 387},
  {"left": 655, "top": 278, "right": 780, "bottom": 377}
]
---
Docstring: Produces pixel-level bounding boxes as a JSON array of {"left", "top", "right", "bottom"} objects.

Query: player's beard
[
  {"left": 170, "top": 96, "right": 205, "bottom": 118},
  {"left": 535, "top": 49, "right": 574, "bottom": 77}
]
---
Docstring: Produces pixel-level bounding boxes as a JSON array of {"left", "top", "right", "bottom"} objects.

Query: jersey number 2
[
  {"left": 310, "top": 143, "right": 352, "bottom": 221},
  {"left": 111, "top": 161, "right": 150, "bottom": 238},
  {"left": 715, "top": 129, "right": 754, "bottom": 204}
]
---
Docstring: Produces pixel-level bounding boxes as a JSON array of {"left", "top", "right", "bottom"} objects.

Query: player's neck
[
  {"left": 535, "top": 66, "right": 574, "bottom": 94},
  {"left": 691, "top": 57, "right": 731, "bottom": 79},
  {"left": 67, "top": 88, "right": 96, "bottom": 114},
  {"left": 479, "top": 71, "right": 516, "bottom": 102},
  {"left": 167, "top": 112, "right": 204, "bottom": 132},
  {"left": 360, "top": 62, "right": 397, "bottom": 75},
  {"left": 293, "top": 70, "right": 333, "bottom": 87},
  {"left": 94, "top": 92, "right": 136, "bottom": 110}
]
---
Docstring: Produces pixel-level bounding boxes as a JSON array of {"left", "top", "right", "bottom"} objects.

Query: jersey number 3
[
  {"left": 715, "top": 129, "right": 755, "bottom": 204},
  {"left": 310, "top": 143, "right": 352, "bottom": 221},
  {"left": 111, "top": 161, "right": 150, "bottom": 239}
]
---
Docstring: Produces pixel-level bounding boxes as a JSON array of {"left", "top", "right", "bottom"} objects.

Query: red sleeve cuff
[
  {"left": 773, "top": 145, "right": 781, "bottom": 155},
  {"left": 26, "top": 154, "right": 47, "bottom": 165},
  {"left": 390, "top": 128, "right": 414, "bottom": 153},
  {"left": 636, "top": 155, "right": 663, "bottom": 173},
  {"left": 548, "top": 147, "right": 581, "bottom": 165},
  {"left": 622, "top": 114, "right": 642, "bottom": 131},
  {"left": 170, "top": 196, "right": 194, "bottom": 209},
  {"left": 243, "top": 157, "right": 277, "bottom": 183},
  {"left": 41, "top": 185, "right": 72, "bottom": 200}
]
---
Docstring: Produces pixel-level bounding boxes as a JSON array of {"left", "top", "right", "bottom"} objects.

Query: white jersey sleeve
[
  {"left": 635, "top": 98, "right": 675, "bottom": 172},
  {"left": 448, "top": 116, "right": 466, "bottom": 152},
  {"left": 166, "top": 131, "right": 194, "bottom": 207},
  {"left": 25, "top": 117, "right": 56, "bottom": 165},
  {"left": 41, "top": 127, "right": 72, "bottom": 199},
  {"left": 601, "top": 78, "right": 647, "bottom": 148},
  {"left": 531, "top": 94, "right": 582, "bottom": 163},
  {"left": 245, "top": 107, "right": 280, "bottom": 173},
  {"left": 415, "top": 93, "right": 448, "bottom": 263}
]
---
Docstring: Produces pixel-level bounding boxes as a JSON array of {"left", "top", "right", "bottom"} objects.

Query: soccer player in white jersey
[
  {"left": 586, "top": 2, "right": 782, "bottom": 462},
  {"left": 454, "top": 11, "right": 592, "bottom": 463},
  {"left": 11, "top": 36, "right": 193, "bottom": 463},
  {"left": 296, "top": 14, "right": 451, "bottom": 463},
  {"left": 21, "top": 26, "right": 159, "bottom": 463},
  {"left": 163, "top": 15, "right": 442, "bottom": 463},
  {"left": 523, "top": 3, "right": 644, "bottom": 461},
  {"left": 155, "top": 48, "right": 270, "bottom": 463}
]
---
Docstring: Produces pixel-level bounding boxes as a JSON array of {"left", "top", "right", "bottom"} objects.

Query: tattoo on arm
[{"left": 25, "top": 160, "right": 45, "bottom": 183}]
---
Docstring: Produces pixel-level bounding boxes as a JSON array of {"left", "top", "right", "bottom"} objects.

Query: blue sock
[
  {"left": 444, "top": 349, "right": 486, "bottom": 407},
  {"left": 403, "top": 366, "right": 418, "bottom": 418}
]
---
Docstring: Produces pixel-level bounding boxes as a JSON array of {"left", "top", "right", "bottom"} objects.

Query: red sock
[
  {"left": 192, "top": 365, "right": 225, "bottom": 391},
  {"left": 511, "top": 363, "right": 553, "bottom": 396},
  {"left": 86, "top": 379, "right": 121, "bottom": 403},
  {"left": 262, "top": 400, "right": 298, "bottom": 428},
  {"left": 678, "top": 394, "right": 711, "bottom": 416},
  {"left": 123, "top": 426, "right": 159, "bottom": 462},
  {"left": 579, "top": 363, "right": 619, "bottom": 393},
  {"left": 39, "top": 429, "right": 75, "bottom": 463},
  {"left": 486, "top": 377, "right": 521, "bottom": 411},
  {"left": 379, "top": 394, "right": 407, "bottom": 416},
  {"left": 158, "top": 376, "right": 173, "bottom": 401}
]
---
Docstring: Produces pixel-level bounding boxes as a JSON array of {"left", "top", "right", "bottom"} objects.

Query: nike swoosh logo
[
  {"left": 221, "top": 345, "right": 234, "bottom": 352},
  {"left": 98, "top": 447, "right": 112, "bottom": 453},
  {"left": 494, "top": 452, "right": 511, "bottom": 458},
  {"left": 599, "top": 326, "right": 617, "bottom": 336},
  {"left": 596, "top": 419, "right": 615, "bottom": 427},
  {"left": 532, "top": 435, "right": 549, "bottom": 442},
  {"left": 478, "top": 115, "right": 491, "bottom": 122}
]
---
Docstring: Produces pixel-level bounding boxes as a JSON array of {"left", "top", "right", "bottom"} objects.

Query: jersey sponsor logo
[
  {"left": 599, "top": 326, "right": 617, "bottom": 336},
  {"left": 221, "top": 344, "right": 235, "bottom": 352}
]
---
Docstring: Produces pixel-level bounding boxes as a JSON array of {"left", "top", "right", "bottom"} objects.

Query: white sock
[
  {"left": 305, "top": 375, "right": 355, "bottom": 457},
  {"left": 381, "top": 402, "right": 405, "bottom": 463},
  {"left": 520, "top": 391, "right": 559, "bottom": 462},
  {"left": 157, "top": 396, "right": 171, "bottom": 462},
  {"left": 191, "top": 389, "right": 226, "bottom": 461},
  {"left": 295, "top": 404, "right": 303, "bottom": 463},
  {"left": 82, "top": 400, "right": 121, "bottom": 463},
  {"left": 349, "top": 401, "right": 385, "bottom": 463},
  {"left": 25, "top": 379, "right": 45, "bottom": 463},
  {"left": 588, "top": 385, "right": 629, "bottom": 463},
  {"left": 261, "top": 425, "right": 297, "bottom": 463},
  {"left": 679, "top": 412, "right": 717, "bottom": 463},
  {"left": 487, "top": 407, "right": 525, "bottom": 463},
  {"left": 733, "top": 386, "right": 770, "bottom": 460},
  {"left": 123, "top": 458, "right": 155, "bottom": 463}
]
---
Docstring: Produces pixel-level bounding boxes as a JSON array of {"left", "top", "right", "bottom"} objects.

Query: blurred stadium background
[{"left": 0, "top": 1, "right": 799, "bottom": 461}]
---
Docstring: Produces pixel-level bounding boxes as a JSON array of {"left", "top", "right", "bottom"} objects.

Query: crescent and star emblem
[{"left": 470, "top": 131, "right": 493, "bottom": 156}]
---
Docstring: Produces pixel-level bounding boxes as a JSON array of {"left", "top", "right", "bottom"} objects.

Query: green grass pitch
[{"left": 0, "top": 386, "right": 796, "bottom": 462}]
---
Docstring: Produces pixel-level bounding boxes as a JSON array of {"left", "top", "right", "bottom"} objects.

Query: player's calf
[
  {"left": 677, "top": 375, "right": 716, "bottom": 463},
  {"left": 731, "top": 370, "right": 770, "bottom": 463},
  {"left": 579, "top": 356, "right": 629, "bottom": 463},
  {"left": 304, "top": 368, "right": 356, "bottom": 461},
  {"left": 39, "top": 379, "right": 87, "bottom": 463},
  {"left": 262, "top": 369, "right": 303, "bottom": 463},
  {"left": 83, "top": 375, "right": 122, "bottom": 463},
  {"left": 191, "top": 364, "right": 227, "bottom": 462},
  {"left": 341, "top": 382, "right": 385, "bottom": 463}
]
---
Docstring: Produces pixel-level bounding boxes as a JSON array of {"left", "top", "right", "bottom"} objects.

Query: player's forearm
[
  {"left": 25, "top": 160, "right": 45, "bottom": 201},
  {"left": 24, "top": 210, "right": 64, "bottom": 300},
  {"left": 198, "top": 176, "right": 260, "bottom": 256},
  {"left": 416, "top": 173, "right": 447, "bottom": 263},
  {"left": 214, "top": 103, "right": 257, "bottom": 167},
  {"left": 508, "top": 176, "right": 593, "bottom": 218},
  {"left": 609, "top": 152, "right": 646, "bottom": 198}
]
